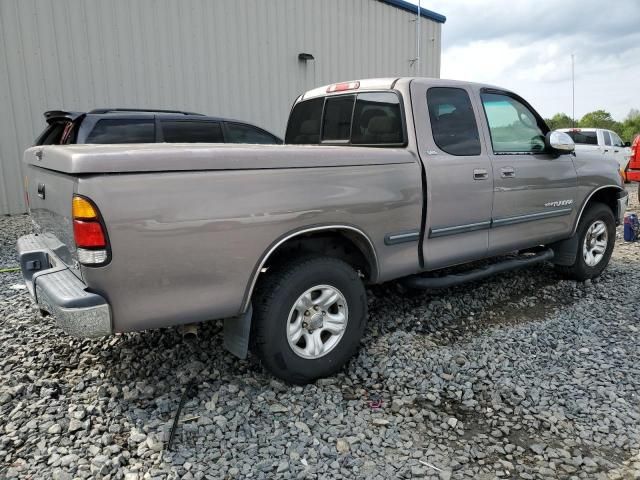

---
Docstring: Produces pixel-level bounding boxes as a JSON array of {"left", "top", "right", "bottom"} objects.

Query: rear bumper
[{"left": 17, "top": 234, "right": 112, "bottom": 337}]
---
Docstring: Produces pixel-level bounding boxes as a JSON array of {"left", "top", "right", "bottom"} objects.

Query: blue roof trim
[{"left": 378, "top": 0, "right": 446, "bottom": 23}]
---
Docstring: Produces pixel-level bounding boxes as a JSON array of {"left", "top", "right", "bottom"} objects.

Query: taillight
[{"left": 72, "top": 195, "right": 109, "bottom": 266}]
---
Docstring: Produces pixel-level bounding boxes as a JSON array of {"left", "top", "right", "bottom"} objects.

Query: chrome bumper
[
  {"left": 617, "top": 191, "right": 629, "bottom": 225},
  {"left": 17, "top": 234, "right": 112, "bottom": 337}
]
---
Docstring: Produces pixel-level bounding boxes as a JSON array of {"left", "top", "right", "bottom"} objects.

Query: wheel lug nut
[
  {"left": 304, "top": 311, "right": 310, "bottom": 316},
  {"left": 314, "top": 305, "right": 319, "bottom": 311},
  {"left": 322, "top": 311, "right": 326, "bottom": 316}
]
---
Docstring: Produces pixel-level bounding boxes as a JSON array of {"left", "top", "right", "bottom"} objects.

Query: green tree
[
  {"left": 621, "top": 109, "right": 640, "bottom": 143},
  {"left": 578, "top": 110, "right": 621, "bottom": 132},
  {"left": 545, "top": 113, "right": 574, "bottom": 130}
]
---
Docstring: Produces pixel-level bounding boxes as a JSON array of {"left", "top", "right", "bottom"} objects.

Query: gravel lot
[{"left": 1, "top": 188, "right": 640, "bottom": 480}]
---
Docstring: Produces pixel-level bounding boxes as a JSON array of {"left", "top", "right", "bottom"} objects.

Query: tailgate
[{"left": 24, "top": 149, "right": 79, "bottom": 275}]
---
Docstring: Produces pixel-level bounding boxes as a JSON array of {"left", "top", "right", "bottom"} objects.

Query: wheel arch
[
  {"left": 572, "top": 185, "right": 624, "bottom": 235},
  {"left": 240, "top": 225, "right": 379, "bottom": 312}
]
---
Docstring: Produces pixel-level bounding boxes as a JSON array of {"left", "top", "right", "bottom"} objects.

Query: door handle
[
  {"left": 603, "top": 149, "right": 609, "bottom": 152},
  {"left": 500, "top": 167, "right": 515, "bottom": 178},
  {"left": 473, "top": 168, "right": 488, "bottom": 180},
  {"left": 614, "top": 149, "right": 619, "bottom": 153}
]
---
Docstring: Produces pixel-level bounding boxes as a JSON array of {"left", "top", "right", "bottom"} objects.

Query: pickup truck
[
  {"left": 559, "top": 127, "right": 632, "bottom": 176},
  {"left": 18, "top": 78, "right": 628, "bottom": 384}
]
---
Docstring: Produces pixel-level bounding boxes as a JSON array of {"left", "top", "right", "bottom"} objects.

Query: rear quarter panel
[{"left": 79, "top": 160, "right": 422, "bottom": 332}]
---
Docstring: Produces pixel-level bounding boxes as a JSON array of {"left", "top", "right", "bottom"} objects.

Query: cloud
[{"left": 413, "top": 0, "right": 640, "bottom": 120}]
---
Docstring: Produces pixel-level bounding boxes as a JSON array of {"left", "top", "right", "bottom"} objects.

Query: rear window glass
[
  {"left": 161, "top": 120, "right": 223, "bottom": 143},
  {"left": 36, "top": 123, "right": 67, "bottom": 145},
  {"left": 225, "top": 123, "right": 279, "bottom": 144},
  {"left": 286, "top": 92, "right": 404, "bottom": 146},
  {"left": 566, "top": 130, "right": 598, "bottom": 145},
  {"left": 286, "top": 98, "right": 324, "bottom": 144},
  {"left": 37, "top": 122, "right": 79, "bottom": 145},
  {"left": 322, "top": 96, "right": 355, "bottom": 141},
  {"left": 352, "top": 93, "right": 403, "bottom": 145},
  {"left": 86, "top": 119, "right": 155, "bottom": 144},
  {"left": 427, "top": 87, "right": 481, "bottom": 156}
]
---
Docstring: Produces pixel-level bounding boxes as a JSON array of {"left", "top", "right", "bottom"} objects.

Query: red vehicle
[{"left": 626, "top": 135, "right": 640, "bottom": 200}]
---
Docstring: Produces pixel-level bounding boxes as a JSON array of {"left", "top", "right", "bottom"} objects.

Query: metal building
[{"left": 0, "top": 0, "right": 445, "bottom": 215}]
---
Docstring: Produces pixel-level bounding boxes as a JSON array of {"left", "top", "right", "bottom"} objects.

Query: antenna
[{"left": 571, "top": 54, "right": 575, "bottom": 128}]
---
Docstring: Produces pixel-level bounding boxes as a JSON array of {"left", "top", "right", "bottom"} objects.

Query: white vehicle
[{"left": 560, "top": 128, "right": 632, "bottom": 173}]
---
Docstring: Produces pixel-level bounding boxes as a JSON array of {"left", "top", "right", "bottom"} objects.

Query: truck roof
[{"left": 299, "top": 77, "right": 509, "bottom": 101}]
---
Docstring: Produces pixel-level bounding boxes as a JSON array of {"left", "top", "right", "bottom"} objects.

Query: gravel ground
[{"left": 1, "top": 189, "right": 640, "bottom": 480}]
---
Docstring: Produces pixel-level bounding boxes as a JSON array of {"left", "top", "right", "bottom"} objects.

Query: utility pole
[
  {"left": 571, "top": 54, "right": 575, "bottom": 128},
  {"left": 415, "top": 0, "right": 421, "bottom": 74}
]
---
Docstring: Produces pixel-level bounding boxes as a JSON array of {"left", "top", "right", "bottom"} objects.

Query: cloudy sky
[{"left": 411, "top": 0, "right": 640, "bottom": 121}]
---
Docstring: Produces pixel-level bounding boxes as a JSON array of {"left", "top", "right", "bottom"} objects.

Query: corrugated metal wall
[{"left": 0, "top": 0, "right": 442, "bottom": 215}]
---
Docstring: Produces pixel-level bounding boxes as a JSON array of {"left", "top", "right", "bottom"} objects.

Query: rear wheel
[
  {"left": 556, "top": 202, "right": 615, "bottom": 281},
  {"left": 251, "top": 256, "right": 367, "bottom": 384}
]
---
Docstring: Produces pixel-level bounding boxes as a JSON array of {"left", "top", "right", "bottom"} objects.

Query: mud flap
[
  {"left": 224, "top": 305, "right": 252, "bottom": 359},
  {"left": 549, "top": 236, "right": 579, "bottom": 266}
]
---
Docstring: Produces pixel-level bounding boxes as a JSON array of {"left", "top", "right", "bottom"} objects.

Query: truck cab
[{"left": 560, "top": 127, "right": 632, "bottom": 174}]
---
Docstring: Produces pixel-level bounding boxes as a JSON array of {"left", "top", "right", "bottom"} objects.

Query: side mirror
[
  {"left": 625, "top": 141, "right": 631, "bottom": 147},
  {"left": 545, "top": 131, "right": 575, "bottom": 154}
]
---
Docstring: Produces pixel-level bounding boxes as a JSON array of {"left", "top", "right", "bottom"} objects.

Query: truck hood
[{"left": 24, "top": 143, "right": 415, "bottom": 174}]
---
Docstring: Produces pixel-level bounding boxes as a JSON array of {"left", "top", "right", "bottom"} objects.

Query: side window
[
  {"left": 481, "top": 92, "right": 546, "bottom": 154},
  {"left": 225, "top": 123, "right": 279, "bottom": 144},
  {"left": 86, "top": 119, "right": 155, "bottom": 144},
  {"left": 161, "top": 120, "right": 223, "bottom": 143},
  {"left": 610, "top": 132, "right": 623, "bottom": 147},
  {"left": 285, "top": 98, "right": 323, "bottom": 144},
  {"left": 603, "top": 131, "right": 612, "bottom": 146},
  {"left": 321, "top": 95, "right": 355, "bottom": 142},
  {"left": 351, "top": 92, "right": 403, "bottom": 145},
  {"left": 427, "top": 87, "right": 481, "bottom": 156}
]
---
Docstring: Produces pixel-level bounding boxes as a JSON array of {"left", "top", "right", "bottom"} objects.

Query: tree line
[{"left": 545, "top": 109, "right": 640, "bottom": 143}]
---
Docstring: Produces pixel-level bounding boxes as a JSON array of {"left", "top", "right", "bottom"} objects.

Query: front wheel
[
  {"left": 556, "top": 202, "right": 616, "bottom": 281},
  {"left": 251, "top": 257, "right": 367, "bottom": 384}
]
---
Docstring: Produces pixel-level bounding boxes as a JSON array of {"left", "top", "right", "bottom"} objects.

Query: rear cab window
[
  {"left": 86, "top": 118, "right": 155, "bottom": 144},
  {"left": 565, "top": 130, "right": 598, "bottom": 145},
  {"left": 160, "top": 120, "right": 223, "bottom": 143},
  {"left": 286, "top": 91, "right": 405, "bottom": 146}
]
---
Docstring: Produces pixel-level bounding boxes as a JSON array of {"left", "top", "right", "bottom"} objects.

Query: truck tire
[
  {"left": 556, "top": 202, "right": 616, "bottom": 281},
  {"left": 251, "top": 256, "right": 367, "bottom": 385}
]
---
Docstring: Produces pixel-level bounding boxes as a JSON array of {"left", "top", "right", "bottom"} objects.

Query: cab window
[
  {"left": 427, "top": 87, "right": 481, "bottom": 156},
  {"left": 610, "top": 132, "right": 624, "bottom": 147},
  {"left": 481, "top": 92, "right": 546, "bottom": 154}
]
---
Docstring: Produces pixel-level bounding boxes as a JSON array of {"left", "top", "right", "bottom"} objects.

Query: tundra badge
[{"left": 544, "top": 199, "right": 573, "bottom": 207}]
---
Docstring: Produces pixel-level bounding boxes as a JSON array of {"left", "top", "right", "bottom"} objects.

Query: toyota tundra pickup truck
[{"left": 18, "top": 78, "right": 628, "bottom": 384}]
